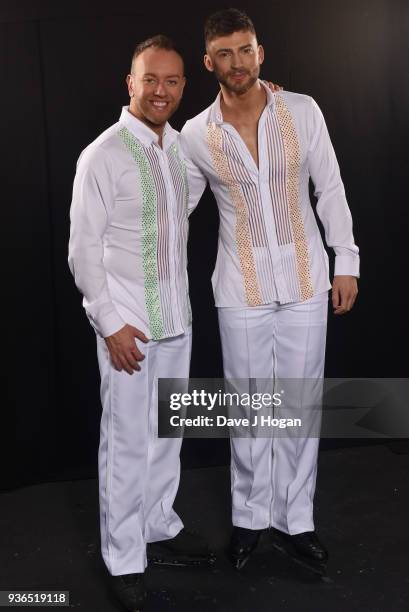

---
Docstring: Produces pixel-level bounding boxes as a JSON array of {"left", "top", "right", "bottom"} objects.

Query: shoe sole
[
  {"left": 148, "top": 554, "right": 216, "bottom": 567},
  {"left": 270, "top": 538, "right": 330, "bottom": 581}
]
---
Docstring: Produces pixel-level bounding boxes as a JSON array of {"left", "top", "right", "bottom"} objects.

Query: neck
[
  {"left": 128, "top": 104, "right": 165, "bottom": 146},
  {"left": 220, "top": 79, "right": 266, "bottom": 118}
]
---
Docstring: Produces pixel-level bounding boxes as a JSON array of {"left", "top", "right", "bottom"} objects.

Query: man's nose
[
  {"left": 231, "top": 54, "right": 244, "bottom": 69},
  {"left": 154, "top": 82, "right": 166, "bottom": 96}
]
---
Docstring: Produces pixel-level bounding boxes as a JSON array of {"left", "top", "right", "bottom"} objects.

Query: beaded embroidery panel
[
  {"left": 274, "top": 95, "right": 314, "bottom": 301},
  {"left": 207, "top": 122, "right": 262, "bottom": 307},
  {"left": 118, "top": 126, "right": 164, "bottom": 339}
]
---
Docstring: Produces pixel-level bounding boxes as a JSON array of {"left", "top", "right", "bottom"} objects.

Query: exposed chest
[{"left": 227, "top": 119, "right": 259, "bottom": 167}]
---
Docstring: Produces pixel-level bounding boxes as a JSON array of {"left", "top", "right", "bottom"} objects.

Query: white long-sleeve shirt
[
  {"left": 68, "top": 107, "right": 191, "bottom": 340},
  {"left": 180, "top": 83, "right": 359, "bottom": 307}
]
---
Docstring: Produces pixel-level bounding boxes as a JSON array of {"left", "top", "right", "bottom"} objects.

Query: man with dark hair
[
  {"left": 69, "top": 35, "right": 211, "bottom": 611},
  {"left": 180, "top": 8, "right": 359, "bottom": 571},
  {"left": 204, "top": 6, "right": 256, "bottom": 43}
]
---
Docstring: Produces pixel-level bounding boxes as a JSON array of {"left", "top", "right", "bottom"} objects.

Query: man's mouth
[
  {"left": 230, "top": 72, "right": 247, "bottom": 80},
  {"left": 150, "top": 100, "right": 169, "bottom": 111}
]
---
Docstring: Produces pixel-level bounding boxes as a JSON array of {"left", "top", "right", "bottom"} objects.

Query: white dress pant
[
  {"left": 96, "top": 330, "right": 192, "bottom": 576},
  {"left": 218, "top": 292, "right": 328, "bottom": 535}
]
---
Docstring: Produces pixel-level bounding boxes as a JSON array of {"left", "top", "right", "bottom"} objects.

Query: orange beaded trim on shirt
[
  {"left": 207, "top": 122, "right": 262, "bottom": 307},
  {"left": 275, "top": 95, "right": 314, "bottom": 301}
]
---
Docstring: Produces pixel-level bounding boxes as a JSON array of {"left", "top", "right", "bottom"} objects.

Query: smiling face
[
  {"left": 204, "top": 30, "right": 264, "bottom": 95},
  {"left": 126, "top": 47, "right": 186, "bottom": 132}
]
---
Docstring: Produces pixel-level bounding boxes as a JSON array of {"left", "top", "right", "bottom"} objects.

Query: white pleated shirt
[
  {"left": 180, "top": 83, "right": 360, "bottom": 307},
  {"left": 68, "top": 107, "right": 191, "bottom": 340}
]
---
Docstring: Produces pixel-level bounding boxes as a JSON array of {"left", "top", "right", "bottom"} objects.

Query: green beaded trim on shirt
[{"left": 118, "top": 126, "right": 164, "bottom": 340}]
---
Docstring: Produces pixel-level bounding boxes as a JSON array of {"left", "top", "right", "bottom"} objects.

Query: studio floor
[{"left": 1, "top": 444, "right": 409, "bottom": 611}]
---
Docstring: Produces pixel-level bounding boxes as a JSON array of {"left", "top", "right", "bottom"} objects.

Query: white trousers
[
  {"left": 96, "top": 330, "right": 192, "bottom": 576},
  {"left": 218, "top": 292, "right": 328, "bottom": 535}
]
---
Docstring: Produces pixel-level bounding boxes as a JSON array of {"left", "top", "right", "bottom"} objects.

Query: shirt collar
[
  {"left": 119, "top": 106, "right": 178, "bottom": 149},
  {"left": 210, "top": 79, "right": 276, "bottom": 125}
]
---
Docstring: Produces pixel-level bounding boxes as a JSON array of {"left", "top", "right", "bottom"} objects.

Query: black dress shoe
[
  {"left": 271, "top": 528, "right": 328, "bottom": 563},
  {"left": 147, "top": 528, "right": 215, "bottom": 566},
  {"left": 290, "top": 531, "right": 328, "bottom": 562},
  {"left": 229, "top": 527, "right": 264, "bottom": 570},
  {"left": 110, "top": 573, "right": 147, "bottom": 611}
]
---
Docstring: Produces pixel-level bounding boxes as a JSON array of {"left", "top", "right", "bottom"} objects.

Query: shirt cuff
[
  {"left": 334, "top": 255, "right": 360, "bottom": 278},
  {"left": 96, "top": 310, "right": 125, "bottom": 338}
]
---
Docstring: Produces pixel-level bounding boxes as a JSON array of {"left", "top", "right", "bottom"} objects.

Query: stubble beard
[{"left": 214, "top": 65, "right": 260, "bottom": 95}]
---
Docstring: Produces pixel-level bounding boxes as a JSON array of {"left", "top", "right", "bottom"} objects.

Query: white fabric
[
  {"left": 218, "top": 292, "right": 328, "bottom": 534},
  {"left": 69, "top": 110, "right": 194, "bottom": 576},
  {"left": 180, "top": 82, "right": 360, "bottom": 307},
  {"left": 69, "top": 107, "right": 190, "bottom": 340},
  {"left": 97, "top": 330, "right": 191, "bottom": 575}
]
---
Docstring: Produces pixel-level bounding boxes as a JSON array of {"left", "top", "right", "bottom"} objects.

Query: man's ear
[
  {"left": 126, "top": 74, "right": 133, "bottom": 97},
  {"left": 258, "top": 45, "right": 265, "bottom": 65},
  {"left": 204, "top": 54, "right": 214, "bottom": 73}
]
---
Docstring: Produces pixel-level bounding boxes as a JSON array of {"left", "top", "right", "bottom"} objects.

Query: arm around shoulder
[{"left": 179, "top": 122, "right": 208, "bottom": 216}]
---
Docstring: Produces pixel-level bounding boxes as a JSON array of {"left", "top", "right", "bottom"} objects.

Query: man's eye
[
  {"left": 167, "top": 80, "right": 177, "bottom": 86},
  {"left": 244, "top": 48, "right": 253, "bottom": 53},
  {"left": 144, "top": 78, "right": 156, "bottom": 84}
]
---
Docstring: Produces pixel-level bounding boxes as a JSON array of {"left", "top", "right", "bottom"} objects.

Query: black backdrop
[{"left": 2, "top": 0, "right": 408, "bottom": 490}]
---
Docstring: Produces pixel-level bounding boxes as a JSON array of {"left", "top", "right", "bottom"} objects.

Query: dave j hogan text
[{"left": 169, "top": 415, "right": 301, "bottom": 428}]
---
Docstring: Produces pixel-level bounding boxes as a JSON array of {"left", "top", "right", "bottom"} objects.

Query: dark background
[{"left": 2, "top": 0, "right": 408, "bottom": 490}]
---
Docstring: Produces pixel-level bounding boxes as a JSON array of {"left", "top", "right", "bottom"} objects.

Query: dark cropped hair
[
  {"left": 204, "top": 8, "right": 256, "bottom": 47},
  {"left": 130, "top": 34, "right": 184, "bottom": 72}
]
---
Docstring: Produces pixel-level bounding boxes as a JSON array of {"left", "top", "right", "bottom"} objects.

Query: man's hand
[
  {"left": 104, "top": 324, "right": 149, "bottom": 374},
  {"left": 331, "top": 275, "right": 358, "bottom": 315},
  {"left": 263, "top": 80, "right": 283, "bottom": 93}
]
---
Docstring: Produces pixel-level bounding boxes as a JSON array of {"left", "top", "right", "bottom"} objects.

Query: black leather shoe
[
  {"left": 110, "top": 573, "right": 147, "bottom": 611},
  {"left": 147, "top": 529, "right": 215, "bottom": 566},
  {"left": 229, "top": 527, "right": 264, "bottom": 570},
  {"left": 290, "top": 531, "right": 328, "bottom": 562},
  {"left": 271, "top": 528, "right": 328, "bottom": 563}
]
